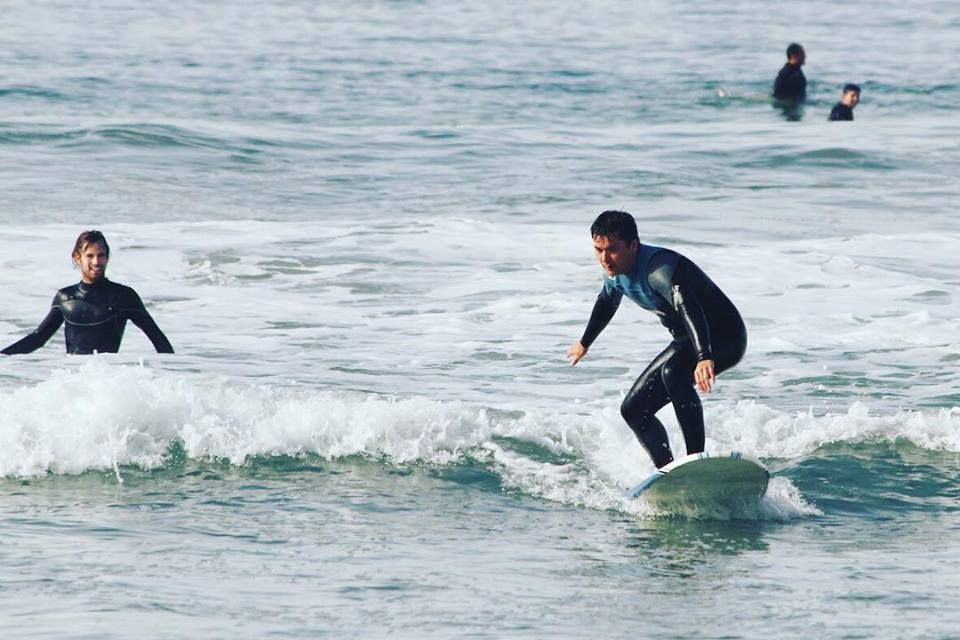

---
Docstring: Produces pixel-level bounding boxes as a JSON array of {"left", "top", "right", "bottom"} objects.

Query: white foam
[
  {"left": 0, "top": 359, "right": 493, "bottom": 477},
  {"left": 708, "top": 400, "right": 960, "bottom": 458},
  {"left": 3, "top": 359, "right": 956, "bottom": 522}
]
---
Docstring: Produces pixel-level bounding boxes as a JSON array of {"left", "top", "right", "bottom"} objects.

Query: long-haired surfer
[{"left": 2, "top": 230, "right": 174, "bottom": 355}]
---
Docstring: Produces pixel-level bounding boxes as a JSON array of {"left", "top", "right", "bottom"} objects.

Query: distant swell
[{"left": 0, "top": 122, "right": 270, "bottom": 155}]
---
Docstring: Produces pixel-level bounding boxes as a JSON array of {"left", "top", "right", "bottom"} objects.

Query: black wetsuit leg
[
  {"left": 622, "top": 325, "right": 747, "bottom": 468},
  {"left": 659, "top": 341, "right": 704, "bottom": 455},
  {"left": 620, "top": 344, "right": 681, "bottom": 468}
]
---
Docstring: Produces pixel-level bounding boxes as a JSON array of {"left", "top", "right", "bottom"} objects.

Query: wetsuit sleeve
[
  {"left": 131, "top": 312, "right": 174, "bottom": 354},
  {"left": 669, "top": 260, "right": 713, "bottom": 361},
  {"left": 1, "top": 306, "right": 64, "bottom": 355},
  {"left": 648, "top": 257, "right": 713, "bottom": 361},
  {"left": 579, "top": 285, "right": 622, "bottom": 348},
  {"left": 772, "top": 70, "right": 786, "bottom": 96},
  {"left": 772, "top": 68, "right": 789, "bottom": 96},
  {"left": 123, "top": 290, "right": 174, "bottom": 354}
]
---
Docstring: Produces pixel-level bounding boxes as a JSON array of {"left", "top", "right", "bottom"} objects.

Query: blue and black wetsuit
[
  {"left": 773, "top": 63, "right": 807, "bottom": 102},
  {"left": 2, "top": 279, "right": 174, "bottom": 355},
  {"left": 580, "top": 244, "right": 746, "bottom": 468}
]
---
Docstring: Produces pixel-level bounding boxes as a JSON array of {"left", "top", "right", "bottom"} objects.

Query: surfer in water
[
  {"left": 828, "top": 83, "right": 861, "bottom": 121},
  {"left": 773, "top": 43, "right": 807, "bottom": 102},
  {"left": 2, "top": 230, "right": 174, "bottom": 355},
  {"left": 567, "top": 210, "right": 746, "bottom": 468}
]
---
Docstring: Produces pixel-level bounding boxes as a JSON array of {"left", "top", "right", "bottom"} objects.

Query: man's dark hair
[
  {"left": 786, "top": 43, "right": 804, "bottom": 59},
  {"left": 843, "top": 83, "right": 861, "bottom": 95},
  {"left": 72, "top": 230, "right": 110, "bottom": 261},
  {"left": 590, "top": 210, "right": 638, "bottom": 244}
]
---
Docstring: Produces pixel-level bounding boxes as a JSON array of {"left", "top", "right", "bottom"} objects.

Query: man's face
[
  {"left": 76, "top": 242, "right": 108, "bottom": 284},
  {"left": 593, "top": 234, "right": 638, "bottom": 277},
  {"left": 842, "top": 90, "right": 860, "bottom": 107}
]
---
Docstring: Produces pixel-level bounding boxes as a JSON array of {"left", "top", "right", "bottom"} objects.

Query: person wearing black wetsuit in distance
[
  {"left": 773, "top": 43, "right": 807, "bottom": 103},
  {"left": 2, "top": 230, "right": 174, "bottom": 355},
  {"left": 829, "top": 83, "right": 860, "bottom": 121},
  {"left": 566, "top": 211, "right": 746, "bottom": 468}
]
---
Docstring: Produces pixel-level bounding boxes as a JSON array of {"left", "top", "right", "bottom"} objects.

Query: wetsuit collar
[{"left": 78, "top": 278, "right": 109, "bottom": 293}]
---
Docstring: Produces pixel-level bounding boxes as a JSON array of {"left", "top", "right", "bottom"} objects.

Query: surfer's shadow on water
[{"left": 619, "top": 517, "right": 776, "bottom": 567}]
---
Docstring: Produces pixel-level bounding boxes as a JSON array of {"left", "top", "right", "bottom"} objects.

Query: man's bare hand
[
  {"left": 567, "top": 341, "right": 588, "bottom": 366},
  {"left": 694, "top": 359, "right": 716, "bottom": 392}
]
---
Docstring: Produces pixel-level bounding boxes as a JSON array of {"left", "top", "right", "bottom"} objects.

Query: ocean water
[{"left": 2, "top": 0, "right": 960, "bottom": 638}]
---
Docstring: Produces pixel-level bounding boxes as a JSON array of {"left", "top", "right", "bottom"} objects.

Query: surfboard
[{"left": 627, "top": 451, "right": 769, "bottom": 511}]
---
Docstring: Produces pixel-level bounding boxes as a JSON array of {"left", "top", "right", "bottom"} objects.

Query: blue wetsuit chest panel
[{"left": 602, "top": 244, "right": 671, "bottom": 314}]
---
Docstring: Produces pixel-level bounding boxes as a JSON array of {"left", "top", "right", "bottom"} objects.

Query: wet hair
[
  {"left": 72, "top": 230, "right": 110, "bottom": 261},
  {"left": 786, "top": 43, "right": 804, "bottom": 59},
  {"left": 590, "top": 210, "right": 638, "bottom": 245},
  {"left": 843, "top": 83, "right": 861, "bottom": 95}
]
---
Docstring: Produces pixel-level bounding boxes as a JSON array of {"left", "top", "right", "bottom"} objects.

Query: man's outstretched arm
[
  {"left": 568, "top": 288, "right": 621, "bottom": 365},
  {"left": 2, "top": 307, "right": 64, "bottom": 355},
  {"left": 129, "top": 310, "right": 174, "bottom": 354},
  {"left": 123, "top": 289, "right": 174, "bottom": 354}
]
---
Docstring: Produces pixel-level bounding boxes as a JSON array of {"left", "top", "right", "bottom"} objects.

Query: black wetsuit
[
  {"left": 829, "top": 102, "right": 854, "bottom": 121},
  {"left": 773, "top": 63, "right": 807, "bottom": 102},
  {"left": 2, "top": 279, "right": 174, "bottom": 355},
  {"left": 580, "top": 244, "right": 746, "bottom": 468}
]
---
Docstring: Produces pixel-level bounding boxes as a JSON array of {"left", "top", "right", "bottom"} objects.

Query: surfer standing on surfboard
[
  {"left": 2, "top": 230, "right": 174, "bottom": 356},
  {"left": 567, "top": 210, "right": 746, "bottom": 468}
]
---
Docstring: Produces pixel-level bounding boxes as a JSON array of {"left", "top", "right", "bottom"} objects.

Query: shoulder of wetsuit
[
  {"left": 829, "top": 103, "right": 850, "bottom": 121},
  {"left": 53, "top": 284, "right": 81, "bottom": 305},
  {"left": 646, "top": 249, "right": 680, "bottom": 300},
  {"left": 110, "top": 281, "right": 147, "bottom": 309}
]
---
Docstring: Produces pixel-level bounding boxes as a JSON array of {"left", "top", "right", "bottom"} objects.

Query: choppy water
[{"left": 2, "top": 1, "right": 959, "bottom": 638}]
